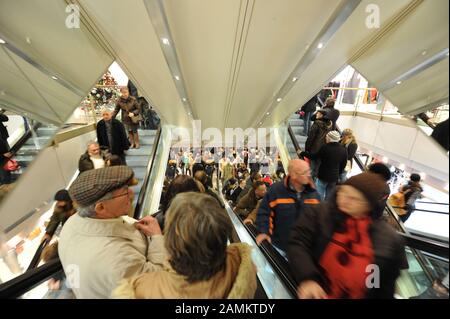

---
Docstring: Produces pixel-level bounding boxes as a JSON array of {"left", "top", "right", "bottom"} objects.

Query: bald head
[
  {"left": 288, "top": 159, "right": 310, "bottom": 175},
  {"left": 288, "top": 159, "right": 311, "bottom": 192}
]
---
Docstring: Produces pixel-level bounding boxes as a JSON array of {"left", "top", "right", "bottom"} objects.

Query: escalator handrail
[
  {"left": 399, "top": 232, "right": 449, "bottom": 259},
  {"left": 133, "top": 127, "right": 162, "bottom": 220},
  {"left": 416, "top": 201, "right": 449, "bottom": 206},
  {"left": 9, "top": 122, "right": 41, "bottom": 155},
  {"left": 0, "top": 258, "right": 62, "bottom": 299},
  {"left": 26, "top": 238, "right": 51, "bottom": 271},
  {"left": 287, "top": 124, "right": 303, "bottom": 156},
  {"left": 223, "top": 203, "right": 298, "bottom": 298},
  {"left": 390, "top": 206, "right": 449, "bottom": 215}
]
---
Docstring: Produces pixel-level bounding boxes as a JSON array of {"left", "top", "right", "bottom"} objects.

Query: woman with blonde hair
[
  {"left": 113, "top": 192, "right": 257, "bottom": 298},
  {"left": 339, "top": 128, "right": 358, "bottom": 182}
]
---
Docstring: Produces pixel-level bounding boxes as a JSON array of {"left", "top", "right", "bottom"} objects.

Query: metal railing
[{"left": 133, "top": 127, "right": 162, "bottom": 219}]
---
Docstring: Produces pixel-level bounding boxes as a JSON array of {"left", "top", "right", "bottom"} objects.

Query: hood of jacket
[{"left": 113, "top": 243, "right": 256, "bottom": 299}]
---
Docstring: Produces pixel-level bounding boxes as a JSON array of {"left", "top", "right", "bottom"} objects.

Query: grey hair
[
  {"left": 87, "top": 140, "right": 99, "bottom": 149},
  {"left": 77, "top": 191, "right": 114, "bottom": 218}
]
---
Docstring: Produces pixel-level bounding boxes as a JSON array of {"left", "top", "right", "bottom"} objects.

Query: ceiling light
[
  {"left": 292, "top": 77, "right": 298, "bottom": 82},
  {"left": 421, "top": 50, "right": 427, "bottom": 56},
  {"left": 187, "top": 112, "right": 191, "bottom": 115},
  {"left": 447, "top": 52, "right": 449, "bottom": 57},
  {"left": 317, "top": 43, "right": 324, "bottom": 49},
  {"left": 0, "top": 38, "right": 5, "bottom": 44},
  {"left": 266, "top": 112, "right": 270, "bottom": 115},
  {"left": 174, "top": 76, "right": 180, "bottom": 81},
  {"left": 51, "top": 76, "right": 58, "bottom": 80},
  {"left": 162, "top": 38, "right": 170, "bottom": 45},
  {"left": 259, "top": 122, "right": 262, "bottom": 125},
  {"left": 182, "top": 98, "right": 187, "bottom": 102},
  {"left": 276, "top": 98, "right": 282, "bottom": 102},
  {"left": 396, "top": 81, "right": 402, "bottom": 85}
]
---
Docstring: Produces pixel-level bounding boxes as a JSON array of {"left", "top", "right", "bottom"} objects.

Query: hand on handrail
[{"left": 255, "top": 233, "right": 272, "bottom": 245}]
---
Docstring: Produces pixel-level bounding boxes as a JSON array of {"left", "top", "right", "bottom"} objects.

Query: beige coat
[
  {"left": 58, "top": 213, "right": 166, "bottom": 299},
  {"left": 113, "top": 243, "right": 257, "bottom": 299}
]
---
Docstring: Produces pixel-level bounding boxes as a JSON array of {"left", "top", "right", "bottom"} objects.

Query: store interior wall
[{"left": 337, "top": 115, "right": 449, "bottom": 187}]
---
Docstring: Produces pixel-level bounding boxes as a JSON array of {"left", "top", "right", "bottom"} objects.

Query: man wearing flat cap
[{"left": 58, "top": 166, "right": 166, "bottom": 298}]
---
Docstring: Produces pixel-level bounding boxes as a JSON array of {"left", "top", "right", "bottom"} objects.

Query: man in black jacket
[
  {"left": 300, "top": 96, "right": 318, "bottom": 135},
  {"left": 302, "top": 130, "right": 347, "bottom": 201},
  {"left": 97, "top": 109, "right": 130, "bottom": 165},
  {"left": 322, "top": 97, "right": 340, "bottom": 130}
]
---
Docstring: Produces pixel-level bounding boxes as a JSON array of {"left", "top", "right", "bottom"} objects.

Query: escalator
[{"left": 0, "top": 127, "right": 164, "bottom": 298}]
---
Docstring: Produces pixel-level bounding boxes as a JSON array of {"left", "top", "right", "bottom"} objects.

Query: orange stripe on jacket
[
  {"left": 303, "top": 199, "right": 320, "bottom": 205},
  {"left": 269, "top": 198, "right": 296, "bottom": 208}
]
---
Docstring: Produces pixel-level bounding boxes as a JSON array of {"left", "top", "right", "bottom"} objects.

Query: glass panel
[{"left": 396, "top": 247, "right": 448, "bottom": 299}]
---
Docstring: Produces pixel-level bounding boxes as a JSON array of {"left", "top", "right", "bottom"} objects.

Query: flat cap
[{"left": 69, "top": 166, "right": 134, "bottom": 207}]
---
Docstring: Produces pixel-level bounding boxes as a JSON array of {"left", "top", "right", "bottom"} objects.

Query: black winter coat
[
  {"left": 78, "top": 150, "right": 109, "bottom": 173},
  {"left": 310, "top": 142, "right": 347, "bottom": 183},
  {"left": 287, "top": 202, "right": 407, "bottom": 299},
  {"left": 305, "top": 119, "right": 332, "bottom": 154},
  {"left": 96, "top": 119, "right": 130, "bottom": 155},
  {"left": 301, "top": 96, "right": 318, "bottom": 113}
]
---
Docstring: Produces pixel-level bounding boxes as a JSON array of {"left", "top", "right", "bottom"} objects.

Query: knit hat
[
  {"left": 69, "top": 166, "right": 134, "bottom": 207},
  {"left": 54, "top": 189, "right": 71, "bottom": 202},
  {"left": 327, "top": 130, "right": 341, "bottom": 143},
  {"left": 343, "top": 172, "right": 387, "bottom": 212}
]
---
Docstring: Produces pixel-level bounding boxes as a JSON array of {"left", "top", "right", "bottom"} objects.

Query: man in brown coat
[{"left": 234, "top": 181, "right": 266, "bottom": 219}]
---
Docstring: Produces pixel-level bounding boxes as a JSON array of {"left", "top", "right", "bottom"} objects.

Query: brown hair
[
  {"left": 341, "top": 128, "right": 356, "bottom": 145},
  {"left": 164, "top": 192, "right": 232, "bottom": 282}
]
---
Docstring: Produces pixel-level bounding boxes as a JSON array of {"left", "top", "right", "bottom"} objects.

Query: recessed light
[
  {"left": 51, "top": 76, "right": 58, "bottom": 80},
  {"left": 182, "top": 98, "right": 187, "bottom": 102},
  {"left": 266, "top": 112, "right": 270, "bottom": 115},
  {"left": 276, "top": 98, "right": 282, "bottom": 102},
  {"left": 421, "top": 50, "right": 427, "bottom": 56},
  {"left": 447, "top": 52, "right": 449, "bottom": 57},
  {"left": 259, "top": 122, "right": 262, "bottom": 125},
  {"left": 187, "top": 112, "right": 191, "bottom": 115},
  {"left": 0, "top": 38, "right": 5, "bottom": 44},
  {"left": 162, "top": 38, "right": 170, "bottom": 45},
  {"left": 292, "top": 77, "right": 298, "bottom": 82},
  {"left": 174, "top": 76, "right": 180, "bottom": 81},
  {"left": 317, "top": 43, "right": 324, "bottom": 49},
  {"left": 396, "top": 81, "right": 402, "bottom": 85}
]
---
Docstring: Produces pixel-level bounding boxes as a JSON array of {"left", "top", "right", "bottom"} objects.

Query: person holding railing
[
  {"left": 288, "top": 172, "right": 407, "bottom": 299},
  {"left": 339, "top": 129, "right": 358, "bottom": 183},
  {"left": 399, "top": 173, "right": 423, "bottom": 223},
  {"left": 42, "top": 190, "right": 76, "bottom": 242},
  {"left": 255, "top": 159, "right": 320, "bottom": 258},
  {"left": 58, "top": 166, "right": 166, "bottom": 298},
  {"left": 113, "top": 192, "right": 257, "bottom": 298}
]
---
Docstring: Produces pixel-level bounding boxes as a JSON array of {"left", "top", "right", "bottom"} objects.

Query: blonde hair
[{"left": 341, "top": 128, "right": 356, "bottom": 145}]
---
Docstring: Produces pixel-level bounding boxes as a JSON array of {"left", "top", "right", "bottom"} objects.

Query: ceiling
[{"left": 0, "top": 0, "right": 448, "bottom": 129}]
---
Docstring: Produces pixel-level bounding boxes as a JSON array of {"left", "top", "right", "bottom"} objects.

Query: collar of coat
[
  {"left": 112, "top": 243, "right": 257, "bottom": 299},
  {"left": 69, "top": 213, "right": 141, "bottom": 238}
]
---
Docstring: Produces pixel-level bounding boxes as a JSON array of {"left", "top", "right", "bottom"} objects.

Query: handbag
[
  {"left": 3, "top": 158, "right": 20, "bottom": 171},
  {"left": 130, "top": 114, "right": 143, "bottom": 124}
]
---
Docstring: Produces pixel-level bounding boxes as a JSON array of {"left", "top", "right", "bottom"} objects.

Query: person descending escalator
[
  {"left": 113, "top": 87, "right": 141, "bottom": 149},
  {"left": 113, "top": 192, "right": 257, "bottom": 299},
  {"left": 288, "top": 172, "right": 407, "bottom": 299}
]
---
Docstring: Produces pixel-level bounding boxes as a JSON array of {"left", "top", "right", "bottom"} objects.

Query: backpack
[{"left": 388, "top": 192, "right": 407, "bottom": 216}]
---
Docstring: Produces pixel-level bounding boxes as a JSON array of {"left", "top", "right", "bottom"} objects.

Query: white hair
[{"left": 77, "top": 191, "right": 114, "bottom": 218}]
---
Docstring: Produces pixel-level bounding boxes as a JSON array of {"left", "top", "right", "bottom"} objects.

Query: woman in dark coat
[
  {"left": 113, "top": 87, "right": 141, "bottom": 148},
  {"left": 288, "top": 172, "right": 407, "bottom": 299}
]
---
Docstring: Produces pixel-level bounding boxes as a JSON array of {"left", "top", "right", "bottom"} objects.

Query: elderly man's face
[
  {"left": 88, "top": 144, "right": 100, "bottom": 156},
  {"left": 102, "top": 111, "right": 112, "bottom": 121},
  {"left": 96, "top": 187, "right": 133, "bottom": 219}
]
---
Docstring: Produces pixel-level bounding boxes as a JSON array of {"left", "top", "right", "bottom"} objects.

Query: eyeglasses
[{"left": 101, "top": 189, "right": 130, "bottom": 202}]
